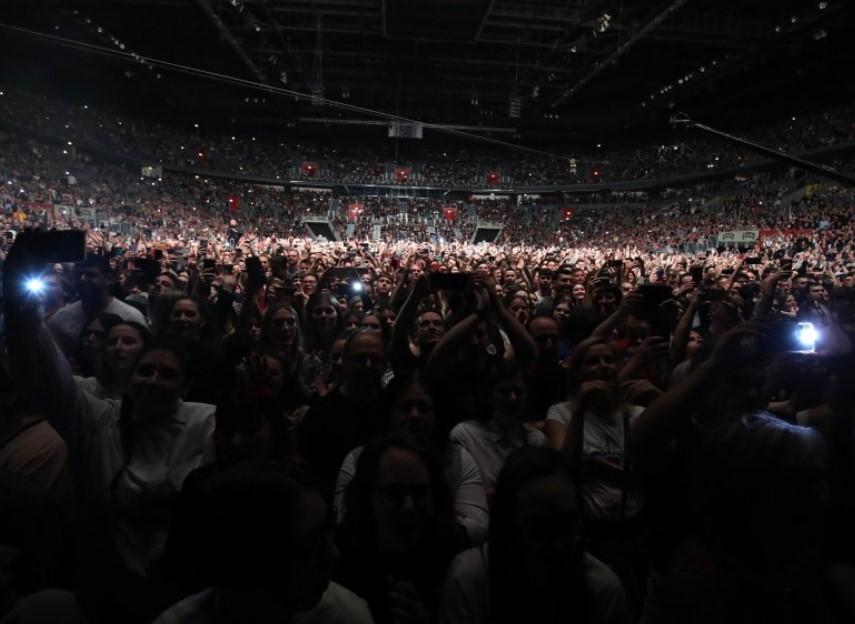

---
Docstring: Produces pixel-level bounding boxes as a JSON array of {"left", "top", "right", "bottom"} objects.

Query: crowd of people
[
  {"left": 3, "top": 87, "right": 855, "bottom": 623},
  {"left": 2, "top": 87, "right": 853, "bottom": 188}
]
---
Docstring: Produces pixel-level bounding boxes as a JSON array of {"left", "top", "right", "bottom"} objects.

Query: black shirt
[{"left": 299, "top": 388, "right": 384, "bottom": 502}]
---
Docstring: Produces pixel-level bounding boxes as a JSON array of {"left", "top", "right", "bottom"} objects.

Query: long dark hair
[
  {"left": 261, "top": 301, "right": 303, "bottom": 358},
  {"left": 381, "top": 370, "right": 448, "bottom": 448},
  {"left": 161, "top": 295, "right": 212, "bottom": 344},
  {"left": 338, "top": 431, "right": 456, "bottom": 559},
  {"left": 489, "top": 446, "right": 587, "bottom": 624},
  {"left": 76, "top": 312, "right": 123, "bottom": 377},
  {"left": 564, "top": 336, "right": 611, "bottom": 398},
  {"left": 303, "top": 292, "right": 342, "bottom": 353}
]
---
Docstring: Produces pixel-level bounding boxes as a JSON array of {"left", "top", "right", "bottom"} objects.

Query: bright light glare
[
  {"left": 25, "top": 277, "right": 46, "bottom": 295},
  {"left": 796, "top": 323, "right": 818, "bottom": 349},
  {"left": 351, "top": 282, "right": 363, "bottom": 292}
]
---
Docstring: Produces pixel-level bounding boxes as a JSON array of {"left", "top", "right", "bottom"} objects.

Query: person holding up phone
[
  {"left": 2, "top": 232, "right": 215, "bottom": 623},
  {"left": 389, "top": 275, "right": 446, "bottom": 375}
]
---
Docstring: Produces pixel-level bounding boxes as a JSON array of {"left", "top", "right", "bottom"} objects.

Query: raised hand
[{"left": 387, "top": 579, "right": 431, "bottom": 624}]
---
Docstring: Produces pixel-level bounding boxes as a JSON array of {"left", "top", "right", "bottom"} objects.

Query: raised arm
[
  {"left": 591, "top": 292, "right": 644, "bottom": 340},
  {"left": 3, "top": 235, "right": 85, "bottom": 442},
  {"left": 628, "top": 323, "right": 765, "bottom": 453},
  {"left": 752, "top": 271, "right": 786, "bottom": 319},
  {"left": 234, "top": 262, "right": 265, "bottom": 344},
  {"left": 483, "top": 278, "right": 537, "bottom": 364},
  {"left": 389, "top": 275, "right": 430, "bottom": 364},
  {"left": 425, "top": 313, "right": 481, "bottom": 379},
  {"left": 669, "top": 291, "right": 700, "bottom": 364}
]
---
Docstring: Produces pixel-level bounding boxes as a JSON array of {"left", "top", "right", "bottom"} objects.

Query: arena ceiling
[{"left": 2, "top": 0, "right": 854, "bottom": 149}]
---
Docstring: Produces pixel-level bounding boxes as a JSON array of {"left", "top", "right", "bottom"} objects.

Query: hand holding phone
[
  {"left": 430, "top": 272, "right": 469, "bottom": 291},
  {"left": 246, "top": 256, "right": 265, "bottom": 293}
]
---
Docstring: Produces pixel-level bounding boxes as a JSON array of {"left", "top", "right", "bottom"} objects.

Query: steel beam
[
  {"left": 549, "top": 0, "right": 692, "bottom": 108},
  {"left": 193, "top": 0, "right": 268, "bottom": 83}
]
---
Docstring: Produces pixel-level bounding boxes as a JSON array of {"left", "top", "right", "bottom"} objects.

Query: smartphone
[
  {"left": 246, "top": 256, "right": 265, "bottom": 287},
  {"left": 431, "top": 272, "right": 469, "bottom": 291},
  {"left": 154, "top": 249, "right": 164, "bottom": 261},
  {"left": 690, "top": 266, "right": 704, "bottom": 285},
  {"left": 762, "top": 321, "right": 817, "bottom": 354},
  {"left": 136, "top": 258, "right": 160, "bottom": 281},
  {"left": 28, "top": 230, "right": 86, "bottom": 264},
  {"left": 637, "top": 284, "right": 673, "bottom": 316},
  {"left": 699, "top": 288, "right": 728, "bottom": 303},
  {"left": 203, "top": 258, "right": 217, "bottom": 270},
  {"left": 607, "top": 260, "right": 624, "bottom": 268}
]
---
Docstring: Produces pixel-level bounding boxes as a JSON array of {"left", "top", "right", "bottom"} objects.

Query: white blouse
[{"left": 21, "top": 327, "right": 216, "bottom": 576}]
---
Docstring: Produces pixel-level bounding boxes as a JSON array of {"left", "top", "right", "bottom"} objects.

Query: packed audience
[
  {"left": 2, "top": 87, "right": 853, "bottom": 188},
  {"left": 3, "top": 100, "right": 855, "bottom": 624}
]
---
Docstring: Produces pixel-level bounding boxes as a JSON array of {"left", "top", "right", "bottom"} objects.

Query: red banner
[
  {"left": 562, "top": 207, "right": 574, "bottom": 221},
  {"left": 347, "top": 202, "right": 364, "bottom": 223},
  {"left": 443, "top": 205, "right": 458, "bottom": 222},
  {"left": 301, "top": 161, "right": 318, "bottom": 177},
  {"left": 485, "top": 171, "right": 500, "bottom": 186},
  {"left": 227, "top": 194, "right": 240, "bottom": 212}
]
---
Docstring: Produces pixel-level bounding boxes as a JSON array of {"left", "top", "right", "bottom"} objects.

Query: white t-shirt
[
  {"left": 153, "top": 581, "right": 374, "bottom": 624},
  {"left": 546, "top": 401, "right": 644, "bottom": 521},
  {"left": 48, "top": 297, "right": 148, "bottom": 356},
  {"left": 448, "top": 420, "right": 547, "bottom": 495}
]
